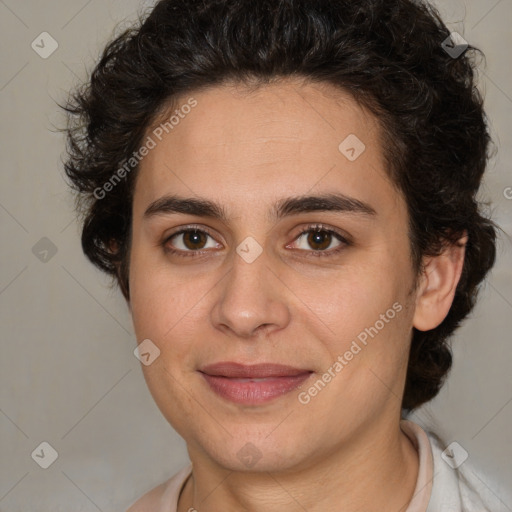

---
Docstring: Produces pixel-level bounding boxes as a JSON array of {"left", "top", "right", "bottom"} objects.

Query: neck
[{"left": 178, "top": 417, "right": 419, "bottom": 512}]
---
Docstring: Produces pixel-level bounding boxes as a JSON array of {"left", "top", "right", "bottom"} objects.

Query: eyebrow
[{"left": 143, "top": 192, "right": 376, "bottom": 222}]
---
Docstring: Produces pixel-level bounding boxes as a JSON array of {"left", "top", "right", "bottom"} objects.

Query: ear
[
  {"left": 108, "top": 239, "right": 131, "bottom": 307},
  {"left": 413, "top": 233, "right": 467, "bottom": 331}
]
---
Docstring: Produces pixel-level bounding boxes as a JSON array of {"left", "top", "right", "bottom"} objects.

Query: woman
[{"left": 63, "top": 0, "right": 498, "bottom": 510}]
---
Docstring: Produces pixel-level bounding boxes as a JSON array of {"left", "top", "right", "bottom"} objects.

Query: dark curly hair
[{"left": 63, "top": 0, "right": 497, "bottom": 411}]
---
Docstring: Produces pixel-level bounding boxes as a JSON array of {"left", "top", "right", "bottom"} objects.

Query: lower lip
[{"left": 201, "top": 372, "right": 312, "bottom": 405}]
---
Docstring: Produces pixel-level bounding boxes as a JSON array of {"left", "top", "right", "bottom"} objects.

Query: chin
[{"left": 193, "top": 426, "right": 313, "bottom": 474}]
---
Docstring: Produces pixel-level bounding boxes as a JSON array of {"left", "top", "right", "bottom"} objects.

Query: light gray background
[{"left": 0, "top": 0, "right": 511, "bottom": 510}]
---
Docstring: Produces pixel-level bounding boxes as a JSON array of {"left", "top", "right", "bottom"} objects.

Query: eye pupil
[
  {"left": 308, "top": 230, "right": 331, "bottom": 250},
  {"left": 183, "top": 230, "right": 207, "bottom": 250}
]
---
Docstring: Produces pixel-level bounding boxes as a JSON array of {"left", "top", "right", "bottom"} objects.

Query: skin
[{"left": 127, "top": 77, "right": 466, "bottom": 512}]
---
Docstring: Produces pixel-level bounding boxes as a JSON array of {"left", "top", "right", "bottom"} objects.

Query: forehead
[
  {"left": 148, "top": 78, "right": 377, "bottom": 156},
  {"left": 133, "top": 78, "right": 403, "bottom": 221}
]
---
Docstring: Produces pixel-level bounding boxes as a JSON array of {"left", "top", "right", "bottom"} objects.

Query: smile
[{"left": 199, "top": 362, "right": 313, "bottom": 405}]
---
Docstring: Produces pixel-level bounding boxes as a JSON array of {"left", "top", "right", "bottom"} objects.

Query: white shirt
[{"left": 126, "top": 420, "right": 494, "bottom": 511}]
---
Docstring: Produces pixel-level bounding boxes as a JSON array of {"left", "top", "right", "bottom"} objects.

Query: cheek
[
  {"left": 129, "top": 241, "right": 173, "bottom": 341},
  {"left": 129, "top": 232, "right": 182, "bottom": 331},
  {"left": 128, "top": 248, "right": 217, "bottom": 371},
  {"left": 290, "top": 256, "right": 414, "bottom": 387},
  {"left": 130, "top": 273, "right": 201, "bottom": 344},
  {"left": 290, "top": 261, "right": 407, "bottom": 335}
]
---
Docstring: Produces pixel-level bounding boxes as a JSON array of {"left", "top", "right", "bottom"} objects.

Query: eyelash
[{"left": 162, "top": 223, "right": 351, "bottom": 258}]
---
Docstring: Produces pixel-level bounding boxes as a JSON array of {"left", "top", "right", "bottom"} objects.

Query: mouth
[{"left": 198, "top": 362, "right": 313, "bottom": 405}]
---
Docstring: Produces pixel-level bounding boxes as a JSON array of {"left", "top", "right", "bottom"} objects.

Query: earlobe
[{"left": 413, "top": 234, "right": 467, "bottom": 332}]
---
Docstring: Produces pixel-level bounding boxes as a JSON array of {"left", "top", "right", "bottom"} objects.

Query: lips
[
  {"left": 200, "top": 362, "right": 311, "bottom": 378},
  {"left": 199, "top": 362, "right": 313, "bottom": 404}
]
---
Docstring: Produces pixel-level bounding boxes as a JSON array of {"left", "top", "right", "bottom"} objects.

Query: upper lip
[{"left": 199, "top": 362, "right": 312, "bottom": 378}]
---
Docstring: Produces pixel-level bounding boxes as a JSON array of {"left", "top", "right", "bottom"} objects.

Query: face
[{"left": 128, "top": 78, "right": 419, "bottom": 473}]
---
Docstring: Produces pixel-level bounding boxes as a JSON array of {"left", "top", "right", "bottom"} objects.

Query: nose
[{"left": 210, "top": 246, "right": 291, "bottom": 340}]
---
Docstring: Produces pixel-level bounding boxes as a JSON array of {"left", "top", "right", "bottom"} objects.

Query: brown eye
[
  {"left": 307, "top": 230, "right": 333, "bottom": 251},
  {"left": 165, "top": 228, "right": 219, "bottom": 254},
  {"left": 289, "top": 225, "right": 350, "bottom": 257},
  {"left": 181, "top": 230, "right": 208, "bottom": 250}
]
